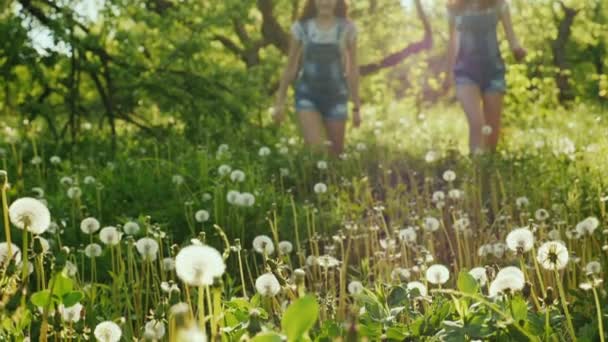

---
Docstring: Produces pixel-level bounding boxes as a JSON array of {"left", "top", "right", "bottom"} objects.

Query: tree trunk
[{"left": 551, "top": 2, "right": 578, "bottom": 103}]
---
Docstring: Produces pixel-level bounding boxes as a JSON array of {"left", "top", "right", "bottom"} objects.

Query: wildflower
[
  {"left": 177, "top": 326, "right": 207, "bottom": 342},
  {"left": 218, "top": 165, "right": 232, "bottom": 176},
  {"left": 356, "top": 142, "right": 367, "bottom": 151},
  {"left": 230, "top": 170, "right": 245, "bottom": 182},
  {"left": 547, "top": 229, "right": 562, "bottom": 241},
  {"left": 8, "top": 197, "right": 51, "bottom": 234},
  {"left": 31, "top": 187, "right": 44, "bottom": 198},
  {"left": 506, "top": 227, "right": 535, "bottom": 253},
  {"left": 60, "top": 176, "right": 73, "bottom": 186},
  {"left": 195, "top": 210, "right": 210, "bottom": 223},
  {"left": 238, "top": 192, "right": 255, "bottom": 207},
  {"left": 278, "top": 241, "right": 293, "bottom": 255},
  {"left": 579, "top": 282, "right": 593, "bottom": 291},
  {"left": 59, "top": 303, "right": 83, "bottom": 323},
  {"left": 314, "top": 183, "right": 328, "bottom": 194},
  {"left": 534, "top": 209, "right": 550, "bottom": 221},
  {"left": 258, "top": 147, "right": 271, "bottom": 157},
  {"left": 31, "top": 156, "right": 42, "bottom": 165},
  {"left": 442, "top": 170, "right": 456, "bottom": 182},
  {"left": 317, "top": 161, "right": 328, "bottom": 170},
  {"left": 122, "top": 221, "right": 140, "bottom": 235},
  {"left": 94, "top": 321, "right": 122, "bottom": 342},
  {"left": 481, "top": 125, "right": 493, "bottom": 136},
  {"left": 453, "top": 217, "right": 470, "bottom": 232},
  {"left": 0, "top": 242, "right": 21, "bottom": 265},
  {"left": 537, "top": 241, "right": 569, "bottom": 271},
  {"left": 64, "top": 261, "right": 78, "bottom": 277},
  {"left": 348, "top": 281, "right": 364, "bottom": 295},
  {"left": 67, "top": 186, "right": 82, "bottom": 199},
  {"left": 202, "top": 193, "right": 212, "bottom": 202},
  {"left": 226, "top": 190, "right": 240, "bottom": 204},
  {"left": 316, "top": 255, "right": 340, "bottom": 268},
  {"left": 255, "top": 273, "right": 281, "bottom": 297},
  {"left": 491, "top": 243, "right": 507, "bottom": 258},
  {"left": 280, "top": 168, "right": 290, "bottom": 177},
  {"left": 162, "top": 257, "right": 176, "bottom": 271},
  {"left": 99, "top": 227, "right": 122, "bottom": 246},
  {"left": 469, "top": 267, "right": 488, "bottom": 286},
  {"left": 448, "top": 189, "right": 462, "bottom": 200},
  {"left": 406, "top": 281, "right": 428, "bottom": 297},
  {"left": 515, "top": 197, "right": 529, "bottom": 209},
  {"left": 398, "top": 227, "right": 417, "bottom": 243},
  {"left": 426, "top": 264, "right": 450, "bottom": 285},
  {"left": 478, "top": 244, "right": 492, "bottom": 257},
  {"left": 135, "top": 238, "right": 160, "bottom": 261},
  {"left": 488, "top": 274, "right": 525, "bottom": 298},
  {"left": 391, "top": 268, "right": 411, "bottom": 281},
  {"left": 171, "top": 175, "right": 184, "bottom": 186},
  {"left": 425, "top": 151, "right": 438, "bottom": 163},
  {"left": 175, "top": 245, "right": 225, "bottom": 286},
  {"left": 432, "top": 191, "right": 445, "bottom": 203},
  {"left": 584, "top": 261, "right": 601, "bottom": 276},
  {"left": 575, "top": 217, "right": 599, "bottom": 236},
  {"left": 423, "top": 217, "right": 440, "bottom": 233},
  {"left": 144, "top": 320, "right": 166, "bottom": 340},
  {"left": 84, "top": 176, "right": 96, "bottom": 185},
  {"left": 253, "top": 235, "right": 274, "bottom": 255},
  {"left": 81, "top": 217, "right": 100, "bottom": 234},
  {"left": 84, "top": 243, "right": 103, "bottom": 258}
]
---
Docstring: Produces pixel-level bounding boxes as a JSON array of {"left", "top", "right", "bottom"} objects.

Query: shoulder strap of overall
[
  {"left": 301, "top": 20, "right": 311, "bottom": 43},
  {"left": 335, "top": 18, "right": 345, "bottom": 42}
]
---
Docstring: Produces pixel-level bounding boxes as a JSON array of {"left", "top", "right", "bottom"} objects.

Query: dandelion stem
[
  {"left": 198, "top": 285, "right": 206, "bottom": 336},
  {"left": 1, "top": 175, "right": 12, "bottom": 257},
  {"left": 554, "top": 270, "right": 577, "bottom": 342},
  {"left": 592, "top": 286, "right": 605, "bottom": 342}
]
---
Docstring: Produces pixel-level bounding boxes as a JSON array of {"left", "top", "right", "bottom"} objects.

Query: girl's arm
[
  {"left": 500, "top": 1, "right": 526, "bottom": 62},
  {"left": 346, "top": 32, "right": 361, "bottom": 127},
  {"left": 445, "top": 14, "right": 457, "bottom": 89},
  {"left": 273, "top": 35, "right": 302, "bottom": 123}
]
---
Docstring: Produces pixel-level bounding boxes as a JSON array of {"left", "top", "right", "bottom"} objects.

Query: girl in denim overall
[
  {"left": 446, "top": 0, "right": 526, "bottom": 153},
  {"left": 273, "top": 0, "right": 361, "bottom": 156}
]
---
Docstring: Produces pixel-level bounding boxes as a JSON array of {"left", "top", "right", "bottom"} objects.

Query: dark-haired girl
[
  {"left": 273, "top": 0, "right": 361, "bottom": 156},
  {"left": 446, "top": 0, "right": 526, "bottom": 153}
]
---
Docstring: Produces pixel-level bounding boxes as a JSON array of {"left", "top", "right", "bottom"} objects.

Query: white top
[{"left": 291, "top": 18, "right": 357, "bottom": 49}]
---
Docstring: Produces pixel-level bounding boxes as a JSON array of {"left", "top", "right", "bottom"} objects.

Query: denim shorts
[
  {"left": 295, "top": 82, "right": 349, "bottom": 121},
  {"left": 454, "top": 71, "right": 506, "bottom": 93}
]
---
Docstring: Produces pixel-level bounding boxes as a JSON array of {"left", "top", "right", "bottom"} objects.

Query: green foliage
[{"left": 281, "top": 295, "right": 319, "bottom": 342}]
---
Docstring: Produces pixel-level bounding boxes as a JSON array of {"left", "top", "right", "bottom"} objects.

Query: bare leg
[
  {"left": 456, "top": 84, "right": 485, "bottom": 154},
  {"left": 482, "top": 92, "right": 504, "bottom": 152},
  {"left": 324, "top": 119, "right": 346, "bottom": 157},
  {"left": 296, "top": 111, "right": 326, "bottom": 152}
]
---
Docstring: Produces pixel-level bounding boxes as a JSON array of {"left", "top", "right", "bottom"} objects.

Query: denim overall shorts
[
  {"left": 453, "top": 6, "right": 506, "bottom": 93},
  {"left": 294, "top": 19, "right": 349, "bottom": 121}
]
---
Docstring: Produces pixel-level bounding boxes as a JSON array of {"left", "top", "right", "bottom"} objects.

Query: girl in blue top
[
  {"left": 273, "top": 0, "right": 361, "bottom": 156},
  {"left": 445, "top": 0, "right": 526, "bottom": 153}
]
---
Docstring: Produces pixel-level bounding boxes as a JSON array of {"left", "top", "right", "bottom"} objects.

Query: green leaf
[
  {"left": 281, "top": 295, "right": 319, "bottom": 341},
  {"left": 510, "top": 295, "right": 528, "bottom": 326},
  {"left": 30, "top": 290, "right": 52, "bottom": 308},
  {"left": 62, "top": 291, "right": 84, "bottom": 307},
  {"left": 251, "top": 332, "right": 284, "bottom": 342},
  {"left": 51, "top": 273, "right": 73, "bottom": 297},
  {"left": 457, "top": 271, "right": 479, "bottom": 295},
  {"left": 387, "top": 286, "right": 408, "bottom": 308}
]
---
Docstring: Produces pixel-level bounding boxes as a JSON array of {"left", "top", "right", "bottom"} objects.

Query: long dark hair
[
  {"left": 299, "top": 0, "right": 349, "bottom": 21},
  {"left": 447, "top": 0, "right": 500, "bottom": 12}
]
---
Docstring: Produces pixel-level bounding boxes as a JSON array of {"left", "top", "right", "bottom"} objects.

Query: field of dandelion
[{"left": 1, "top": 101, "right": 607, "bottom": 341}]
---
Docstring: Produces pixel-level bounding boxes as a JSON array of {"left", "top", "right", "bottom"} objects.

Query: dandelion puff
[
  {"left": 575, "top": 217, "right": 599, "bottom": 236},
  {"left": 488, "top": 274, "right": 525, "bottom": 298},
  {"left": 491, "top": 243, "right": 507, "bottom": 258},
  {"left": 478, "top": 244, "right": 492, "bottom": 258},
  {"left": 495, "top": 266, "right": 525, "bottom": 282},
  {"left": 135, "top": 238, "right": 160, "bottom": 262},
  {"left": 432, "top": 191, "right": 445, "bottom": 203},
  {"left": 448, "top": 189, "right": 462, "bottom": 200},
  {"left": 8, "top": 197, "right": 51, "bottom": 235},
  {"left": 425, "top": 264, "right": 450, "bottom": 285},
  {"left": 391, "top": 268, "right": 411, "bottom": 282},
  {"left": 422, "top": 217, "right": 440, "bottom": 233},
  {"left": 239, "top": 192, "right": 255, "bottom": 207},
  {"left": 317, "top": 161, "right": 328, "bottom": 170},
  {"left": 0, "top": 242, "right": 21, "bottom": 265},
  {"left": 278, "top": 241, "right": 293, "bottom": 255},
  {"left": 218, "top": 165, "right": 232, "bottom": 176},
  {"left": 255, "top": 273, "right": 281, "bottom": 297},
  {"left": 94, "top": 321, "right": 122, "bottom": 342},
  {"left": 398, "top": 227, "right": 417, "bottom": 243},
  {"left": 469, "top": 267, "right": 488, "bottom": 286},
  {"left": 506, "top": 227, "right": 535, "bottom": 253},
  {"left": 442, "top": 170, "right": 456, "bottom": 182},
  {"left": 84, "top": 243, "right": 103, "bottom": 258},
  {"left": 253, "top": 235, "right": 274, "bottom": 255},
  {"left": 172, "top": 175, "right": 184, "bottom": 186},
  {"left": 226, "top": 190, "right": 240, "bottom": 205},
  {"left": 80, "top": 217, "right": 100, "bottom": 234},
  {"left": 584, "top": 261, "right": 601, "bottom": 276},
  {"left": 123, "top": 221, "right": 140, "bottom": 235},
  {"left": 481, "top": 125, "right": 493, "bottom": 136},
  {"left": 258, "top": 147, "right": 271, "bottom": 157},
  {"left": 67, "top": 186, "right": 82, "bottom": 199},
  {"left": 195, "top": 210, "right": 210, "bottom": 223},
  {"left": 175, "top": 245, "right": 225, "bottom": 287},
  {"left": 534, "top": 209, "right": 550, "bottom": 221},
  {"left": 316, "top": 255, "right": 340, "bottom": 268},
  {"left": 314, "top": 182, "right": 328, "bottom": 194},
  {"left": 99, "top": 227, "right": 122, "bottom": 246},
  {"left": 579, "top": 282, "right": 593, "bottom": 291},
  {"left": 31, "top": 187, "right": 45, "bottom": 198},
  {"left": 516, "top": 197, "right": 529, "bottom": 209},
  {"left": 162, "top": 257, "right": 176, "bottom": 271},
  {"left": 59, "top": 303, "right": 83, "bottom": 323},
  {"left": 348, "top": 281, "right": 364, "bottom": 295},
  {"left": 144, "top": 320, "right": 166, "bottom": 340},
  {"left": 453, "top": 218, "right": 470, "bottom": 232},
  {"left": 537, "top": 241, "right": 569, "bottom": 271},
  {"left": 31, "top": 156, "right": 42, "bottom": 165},
  {"left": 406, "top": 281, "right": 428, "bottom": 297},
  {"left": 60, "top": 176, "right": 74, "bottom": 186},
  {"left": 230, "top": 170, "right": 245, "bottom": 182},
  {"left": 84, "top": 176, "right": 96, "bottom": 185},
  {"left": 177, "top": 326, "right": 207, "bottom": 342},
  {"left": 64, "top": 261, "right": 78, "bottom": 277},
  {"left": 547, "top": 229, "right": 562, "bottom": 241}
]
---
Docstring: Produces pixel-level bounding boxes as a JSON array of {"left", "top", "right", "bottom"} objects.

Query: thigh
[
  {"left": 456, "top": 84, "right": 484, "bottom": 124},
  {"left": 324, "top": 119, "right": 346, "bottom": 156},
  {"left": 482, "top": 92, "right": 504, "bottom": 125},
  {"left": 296, "top": 110, "right": 326, "bottom": 147}
]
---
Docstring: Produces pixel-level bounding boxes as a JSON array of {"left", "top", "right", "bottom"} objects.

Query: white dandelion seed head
[
  {"left": 60, "top": 176, "right": 74, "bottom": 186},
  {"left": 584, "top": 261, "right": 602, "bottom": 276},
  {"left": 316, "top": 255, "right": 340, "bottom": 268},
  {"left": 398, "top": 227, "right": 417, "bottom": 243},
  {"left": 537, "top": 241, "right": 569, "bottom": 271},
  {"left": 99, "top": 227, "right": 122, "bottom": 246},
  {"left": 506, "top": 227, "right": 535, "bottom": 253},
  {"left": 448, "top": 189, "right": 462, "bottom": 200},
  {"left": 238, "top": 192, "right": 255, "bottom": 207},
  {"left": 226, "top": 190, "right": 240, "bottom": 205},
  {"left": 255, "top": 273, "right": 281, "bottom": 297},
  {"left": 31, "top": 187, "right": 45, "bottom": 198},
  {"left": 64, "top": 261, "right": 78, "bottom": 277},
  {"left": 35, "top": 236, "right": 50, "bottom": 254},
  {"left": 442, "top": 170, "right": 456, "bottom": 182},
  {"left": 314, "top": 182, "right": 328, "bottom": 194},
  {"left": 425, "top": 151, "right": 438, "bottom": 163},
  {"left": 579, "top": 282, "right": 593, "bottom": 291},
  {"left": 202, "top": 193, "right": 212, "bottom": 202},
  {"left": 84, "top": 243, "right": 103, "bottom": 258},
  {"left": 469, "top": 267, "right": 488, "bottom": 286},
  {"left": 406, "top": 281, "right": 428, "bottom": 297},
  {"left": 195, "top": 210, "right": 210, "bottom": 223},
  {"left": 84, "top": 176, "right": 96, "bottom": 185},
  {"left": 218, "top": 164, "right": 232, "bottom": 176},
  {"left": 547, "top": 229, "right": 562, "bottom": 241},
  {"left": 478, "top": 244, "right": 492, "bottom": 257},
  {"left": 171, "top": 174, "right": 184, "bottom": 186},
  {"left": 379, "top": 238, "right": 397, "bottom": 250},
  {"left": 8, "top": 197, "right": 51, "bottom": 235},
  {"left": 481, "top": 125, "right": 493, "bottom": 136},
  {"left": 123, "top": 221, "right": 140, "bottom": 235},
  {"left": 230, "top": 170, "right": 245, "bottom": 183},
  {"left": 0, "top": 242, "right": 21, "bottom": 266},
  {"left": 534, "top": 209, "right": 550, "bottom": 221},
  {"left": 94, "top": 321, "right": 122, "bottom": 342},
  {"left": 425, "top": 264, "right": 450, "bottom": 285},
  {"left": 67, "top": 186, "right": 82, "bottom": 199},
  {"left": 175, "top": 245, "right": 225, "bottom": 287},
  {"left": 258, "top": 146, "right": 271, "bottom": 157},
  {"left": 356, "top": 142, "right": 367, "bottom": 151},
  {"left": 495, "top": 266, "right": 525, "bottom": 283},
  {"left": 453, "top": 217, "right": 470, "bottom": 232},
  {"left": 348, "top": 281, "right": 364, "bottom": 295},
  {"left": 391, "top": 267, "right": 411, "bottom": 281},
  {"left": 488, "top": 274, "right": 525, "bottom": 298},
  {"left": 279, "top": 168, "right": 290, "bottom": 177},
  {"left": 575, "top": 217, "right": 599, "bottom": 236},
  {"left": 31, "top": 156, "right": 42, "bottom": 165},
  {"left": 81, "top": 217, "right": 100, "bottom": 234},
  {"left": 162, "top": 257, "right": 176, "bottom": 271},
  {"left": 135, "top": 238, "right": 160, "bottom": 262},
  {"left": 432, "top": 191, "right": 445, "bottom": 203},
  {"left": 177, "top": 326, "right": 207, "bottom": 342},
  {"left": 423, "top": 217, "right": 440, "bottom": 233},
  {"left": 278, "top": 241, "right": 293, "bottom": 255},
  {"left": 59, "top": 303, "right": 83, "bottom": 323},
  {"left": 144, "top": 320, "right": 166, "bottom": 340},
  {"left": 252, "top": 235, "right": 274, "bottom": 255},
  {"left": 515, "top": 196, "right": 529, "bottom": 208},
  {"left": 316, "top": 161, "right": 328, "bottom": 170},
  {"left": 491, "top": 243, "right": 507, "bottom": 258}
]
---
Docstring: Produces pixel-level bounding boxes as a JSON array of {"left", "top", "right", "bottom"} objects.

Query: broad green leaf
[
  {"left": 387, "top": 286, "right": 408, "bottom": 308},
  {"left": 510, "top": 295, "right": 528, "bottom": 326},
  {"left": 457, "top": 271, "right": 479, "bottom": 295},
  {"left": 281, "top": 295, "right": 319, "bottom": 341},
  {"left": 62, "top": 291, "right": 84, "bottom": 307},
  {"left": 251, "top": 332, "right": 284, "bottom": 342},
  {"left": 51, "top": 273, "right": 73, "bottom": 297},
  {"left": 30, "top": 290, "right": 52, "bottom": 308}
]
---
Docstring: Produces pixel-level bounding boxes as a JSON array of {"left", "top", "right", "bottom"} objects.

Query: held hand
[
  {"left": 352, "top": 107, "right": 362, "bottom": 128},
  {"left": 442, "top": 73, "right": 454, "bottom": 92},
  {"left": 272, "top": 103, "right": 286, "bottom": 125},
  {"left": 512, "top": 46, "right": 527, "bottom": 63}
]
